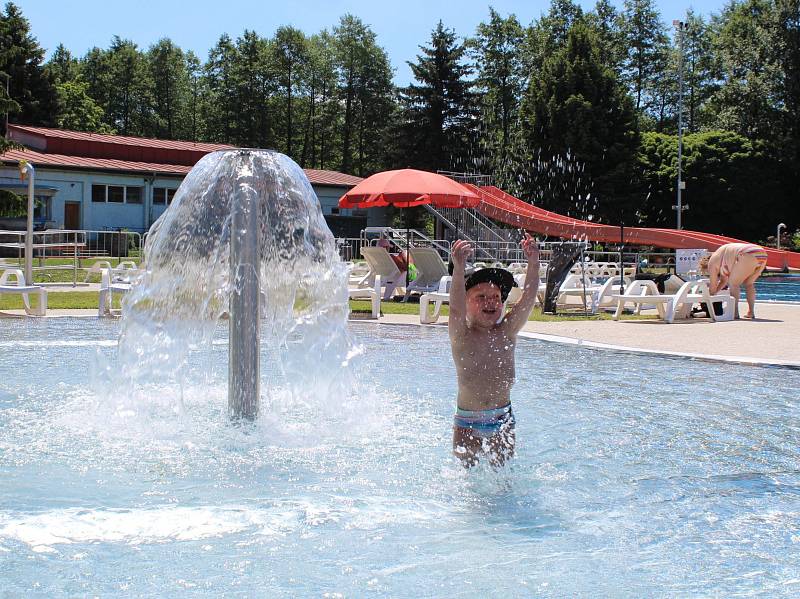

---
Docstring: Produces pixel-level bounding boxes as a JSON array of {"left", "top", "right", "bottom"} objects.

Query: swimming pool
[
  {"left": 757, "top": 275, "right": 800, "bottom": 302},
  {"left": 1, "top": 319, "right": 799, "bottom": 596}
]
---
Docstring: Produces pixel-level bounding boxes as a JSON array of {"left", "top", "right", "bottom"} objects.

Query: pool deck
[
  {"left": 377, "top": 302, "right": 800, "bottom": 369},
  {"left": 3, "top": 301, "right": 798, "bottom": 368}
]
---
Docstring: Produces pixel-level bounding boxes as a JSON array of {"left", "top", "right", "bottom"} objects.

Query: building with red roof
[{"left": 0, "top": 125, "right": 372, "bottom": 236}]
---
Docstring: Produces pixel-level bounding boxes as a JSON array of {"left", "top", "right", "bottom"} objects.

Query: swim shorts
[{"left": 453, "top": 404, "right": 515, "bottom": 438}]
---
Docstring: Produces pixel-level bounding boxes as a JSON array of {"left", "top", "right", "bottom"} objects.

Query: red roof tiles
[
  {"left": 2, "top": 125, "right": 362, "bottom": 186},
  {"left": 0, "top": 145, "right": 363, "bottom": 187}
]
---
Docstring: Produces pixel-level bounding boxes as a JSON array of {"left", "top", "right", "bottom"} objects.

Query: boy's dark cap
[{"left": 464, "top": 268, "right": 517, "bottom": 301}]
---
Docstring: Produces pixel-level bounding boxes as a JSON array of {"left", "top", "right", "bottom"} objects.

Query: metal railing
[{"left": 0, "top": 229, "right": 143, "bottom": 286}]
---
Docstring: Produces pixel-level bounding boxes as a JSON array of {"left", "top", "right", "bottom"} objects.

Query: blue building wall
[{"left": 0, "top": 167, "right": 381, "bottom": 234}]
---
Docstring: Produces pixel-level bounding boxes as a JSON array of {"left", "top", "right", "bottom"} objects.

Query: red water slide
[{"left": 467, "top": 185, "right": 800, "bottom": 271}]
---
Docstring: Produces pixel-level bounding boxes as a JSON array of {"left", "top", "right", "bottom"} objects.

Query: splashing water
[{"left": 96, "top": 149, "right": 354, "bottom": 421}]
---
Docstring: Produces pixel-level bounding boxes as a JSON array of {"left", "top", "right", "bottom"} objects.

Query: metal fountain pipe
[{"left": 228, "top": 151, "right": 260, "bottom": 421}]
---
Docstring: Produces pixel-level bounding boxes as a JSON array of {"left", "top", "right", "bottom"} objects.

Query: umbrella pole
[{"left": 406, "top": 209, "right": 410, "bottom": 288}]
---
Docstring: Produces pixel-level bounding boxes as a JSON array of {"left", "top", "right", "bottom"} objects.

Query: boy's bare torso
[{"left": 450, "top": 323, "right": 516, "bottom": 411}]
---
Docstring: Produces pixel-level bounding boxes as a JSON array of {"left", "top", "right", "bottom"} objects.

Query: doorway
[{"left": 64, "top": 202, "right": 80, "bottom": 230}]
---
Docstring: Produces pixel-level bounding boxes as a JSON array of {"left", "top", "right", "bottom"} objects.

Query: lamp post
[
  {"left": 672, "top": 19, "right": 687, "bottom": 230},
  {"left": 18, "top": 160, "right": 34, "bottom": 284},
  {"left": 777, "top": 223, "right": 787, "bottom": 250}
]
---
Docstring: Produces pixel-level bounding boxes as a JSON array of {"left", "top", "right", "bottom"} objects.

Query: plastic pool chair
[
  {"left": 98, "top": 267, "right": 141, "bottom": 318},
  {"left": 419, "top": 276, "right": 452, "bottom": 324},
  {"left": 348, "top": 274, "right": 381, "bottom": 319},
  {"left": 405, "top": 247, "right": 450, "bottom": 301},
  {"left": 611, "top": 279, "right": 733, "bottom": 323},
  {"left": 0, "top": 268, "right": 47, "bottom": 316},
  {"left": 359, "top": 247, "right": 406, "bottom": 300}
]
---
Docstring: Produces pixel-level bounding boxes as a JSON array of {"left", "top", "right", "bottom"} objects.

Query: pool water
[
  {"left": 756, "top": 275, "right": 800, "bottom": 302},
  {"left": 1, "top": 319, "right": 799, "bottom": 596}
]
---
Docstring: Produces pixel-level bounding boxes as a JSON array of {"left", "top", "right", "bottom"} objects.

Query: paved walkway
[{"left": 377, "top": 302, "right": 800, "bottom": 368}]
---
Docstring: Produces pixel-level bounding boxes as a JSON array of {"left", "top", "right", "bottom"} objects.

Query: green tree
[
  {"left": 45, "top": 43, "right": 80, "bottom": 85},
  {"left": 0, "top": 2, "right": 57, "bottom": 131},
  {"left": 105, "top": 37, "right": 152, "bottom": 135},
  {"left": 397, "top": 21, "right": 476, "bottom": 173},
  {"left": 54, "top": 80, "right": 109, "bottom": 132},
  {"left": 470, "top": 8, "right": 525, "bottom": 170},
  {"left": 620, "top": 0, "right": 670, "bottom": 119},
  {"left": 147, "top": 38, "right": 191, "bottom": 139},
  {"left": 681, "top": 9, "right": 716, "bottom": 132},
  {"left": 519, "top": 22, "right": 639, "bottom": 221},
  {"left": 523, "top": 0, "right": 584, "bottom": 79},
  {"left": 272, "top": 26, "right": 308, "bottom": 157},
  {"left": 201, "top": 34, "right": 238, "bottom": 143},
  {"left": 586, "top": 0, "right": 624, "bottom": 70},
  {"left": 634, "top": 130, "right": 784, "bottom": 239},
  {"left": 300, "top": 32, "right": 340, "bottom": 169},
  {"left": 707, "top": 0, "right": 782, "bottom": 139}
]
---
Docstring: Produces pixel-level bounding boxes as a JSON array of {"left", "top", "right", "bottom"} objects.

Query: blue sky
[{"left": 22, "top": 0, "right": 725, "bottom": 85}]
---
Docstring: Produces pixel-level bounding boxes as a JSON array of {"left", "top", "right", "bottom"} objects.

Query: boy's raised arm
[
  {"left": 448, "top": 240, "right": 472, "bottom": 337},
  {"left": 503, "top": 233, "right": 540, "bottom": 334}
]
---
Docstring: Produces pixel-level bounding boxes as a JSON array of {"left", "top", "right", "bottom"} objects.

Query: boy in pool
[{"left": 449, "top": 234, "right": 540, "bottom": 467}]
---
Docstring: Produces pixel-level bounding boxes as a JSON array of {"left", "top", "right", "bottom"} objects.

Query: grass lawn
[
  {"left": 350, "top": 300, "right": 653, "bottom": 321},
  {"left": 1, "top": 292, "right": 653, "bottom": 322},
  {"left": 0, "top": 257, "right": 142, "bottom": 284}
]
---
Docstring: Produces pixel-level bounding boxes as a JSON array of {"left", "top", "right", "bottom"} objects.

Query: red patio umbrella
[{"left": 339, "top": 169, "right": 480, "bottom": 285}]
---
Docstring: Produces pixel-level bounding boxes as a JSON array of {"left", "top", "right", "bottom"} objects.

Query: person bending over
[
  {"left": 700, "top": 243, "right": 768, "bottom": 319},
  {"left": 448, "top": 234, "right": 539, "bottom": 467}
]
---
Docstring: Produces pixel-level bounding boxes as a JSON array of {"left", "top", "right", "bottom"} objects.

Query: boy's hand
[
  {"left": 451, "top": 239, "right": 473, "bottom": 267},
  {"left": 521, "top": 232, "right": 539, "bottom": 262}
]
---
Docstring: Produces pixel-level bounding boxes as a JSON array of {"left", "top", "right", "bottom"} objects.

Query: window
[
  {"left": 91, "top": 185, "right": 106, "bottom": 203},
  {"left": 126, "top": 186, "right": 143, "bottom": 204},
  {"left": 153, "top": 187, "right": 177, "bottom": 205},
  {"left": 92, "top": 183, "right": 147, "bottom": 204},
  {"left": 108, "top": 186, "right": 125, "bottom": 203},
  {"left": 153, "top": 187, "right": 170, "bottom": 205}
]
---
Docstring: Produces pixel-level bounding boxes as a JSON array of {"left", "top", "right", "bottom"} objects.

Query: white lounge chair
[
  {"left": 0, "top": 268, "right": 47, "bottom": 316},
  {"left": 84, "top": 259, "right": 139, "bottom": 283},
  {"left": 405, "top": 247, "right": 450, "bottom": 300},
  {"left": 419, "top": 276, "right": 452, "bottom": 324},
  {"left": 348, "top": 275, "right": 381, "bottom": 319},
  {"left": 612, "top": 279, "right": 735, "bottom": 323},
  {"left": 98, "top": 268, "right": 141, "bottom": 317},
  {"left": 359, "top": 247, "right": 406, "bottom": 300}
]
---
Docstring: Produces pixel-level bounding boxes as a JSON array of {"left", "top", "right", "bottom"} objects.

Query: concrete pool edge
[
  {"left": 366, "top": 314, "right": 800, "bottom": 371},
  {"left": 3, "top": 307, "right": 799, "bottom": 370}
]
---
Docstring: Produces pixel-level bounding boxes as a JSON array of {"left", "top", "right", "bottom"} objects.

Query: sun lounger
[
  {"left": 612, "top": 279, "right": 735, "bottom": 323},
  {"left": 348, "top": 275, "right": 381, "bottom": 318},
  {"left": 0, "top": 268, "right": 47, "bottom": 316},
  {"left": 419, "top": 276, "right": 452, "bottom": 324},
  {"left": 359, "top": 246, "right": 406, "bottom": 300},
  {"left": 98, "top": 267, "right": 142, "bottom": 317},
  {"left": 405, "top": 247, "right": 450, "bottom": 300}
]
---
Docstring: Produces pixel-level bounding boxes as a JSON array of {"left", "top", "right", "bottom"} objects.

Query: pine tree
[
  {"left": 272, "top": 26, "right": 308, "bottom": 158},
  {"left": 519, "top": 22, "right": 639, "bottom": 221},
  {"left": 397, "top": 21, "right": 476, "bottom": 173},
  {"left": 620, "top": 0, "right": 670, "bottom": 120},
  {"left": 0, "top": 2, "right": 57, "bottom": 131},
  {"left": 45, "top": 44, "right": 80, "bottom": 85},
  {"left": 682, "top": 9, "right": 715, "bottom": 132},
  {"left": 470, "top": 8, "right": 525, "bottom": 171},
  {"left": 147, "top": 38, "right": 191, "bottom": 139},
  {"left": 105, "top": 37, "right": 152, "bottom": 135},
  {"left": 202, "top": 34, "right": 238, "bottom": 143}
]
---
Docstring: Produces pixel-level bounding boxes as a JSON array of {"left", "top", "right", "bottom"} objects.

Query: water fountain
[{"left": 119, "top": 148, "right": 350, "bottom": 421}]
